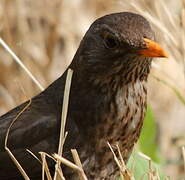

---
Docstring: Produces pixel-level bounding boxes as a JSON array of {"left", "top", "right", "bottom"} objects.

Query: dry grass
[
  {"left": 1, "top": 0, "right": 185, "bottom": 179},
  {"left": 4, "top": 99, "right": 32, "bottom": 180}
]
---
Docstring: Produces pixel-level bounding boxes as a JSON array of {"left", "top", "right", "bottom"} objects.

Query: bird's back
[{"left": 0, "top": 74, "right": 66, "bottom": 179}]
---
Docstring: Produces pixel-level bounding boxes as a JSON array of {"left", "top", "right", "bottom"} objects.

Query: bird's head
[{"left": 72, "top": 12, "right": 168, "bottom": 84}]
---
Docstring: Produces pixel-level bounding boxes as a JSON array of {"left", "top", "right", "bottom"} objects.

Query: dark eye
[{"left": 104, "top": 34, "right": 119, "bottom": 49}]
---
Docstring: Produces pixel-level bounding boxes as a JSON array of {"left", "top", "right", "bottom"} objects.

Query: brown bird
[{"left": 0, "top": 12, "right": 167, "bottom": 180}]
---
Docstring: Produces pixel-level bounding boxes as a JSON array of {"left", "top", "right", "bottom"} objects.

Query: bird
[{"left": 0, "top": 12, "right": 167, "bottom": 180}]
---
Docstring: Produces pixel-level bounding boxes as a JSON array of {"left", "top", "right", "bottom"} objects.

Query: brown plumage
[{"left": 0, "top": 12, "right": 167, "bottom": 180}]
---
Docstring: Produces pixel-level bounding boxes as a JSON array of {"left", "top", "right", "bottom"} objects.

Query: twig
[
  {"left": 107, "top": 142, "right": 134, "bottom": 180},
  {"left": 0, "top": 37, "right": 44, "bottom": 91},
  {"left": 182, "top": 146, "right": 185, "bottom": 174},
  {"left": 53, "top": 153, "right": 82, "bottom": 172},
  {"left": 5, "top": 148, "right": 30, "bottom": 180},
  {"left": 40, "top": 152, "right": 52, "bottom": 180},
  {"left": 54, "top": 68, "right": 73, "bottom": 180},
  {"left": 4, "top": 99, "right": 32, "bottom": 180},
  {"left": 71, "top": 149, "right": 88, "bottom": 180},
  {"left": 26, "top": 149, "right": 42, "bottom": 164},
  {"left": 58, "top": 69, "right": 73, "bottom": 155}
]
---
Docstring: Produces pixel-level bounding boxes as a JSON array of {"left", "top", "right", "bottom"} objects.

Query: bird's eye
[{"left": 104, "top": 34, "right": 119, "bottom": 49}]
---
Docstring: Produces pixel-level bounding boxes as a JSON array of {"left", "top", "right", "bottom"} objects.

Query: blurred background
[{"left": 0, "top": 0, "right": 185, "bottom": 179}]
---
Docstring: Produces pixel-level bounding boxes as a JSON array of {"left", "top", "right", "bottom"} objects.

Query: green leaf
[
  {"left": 127, "top": 150, "right": 166, "bottom": 179},
  {"left": 138, "top": 105, "right": 160, "bottom": 162}
]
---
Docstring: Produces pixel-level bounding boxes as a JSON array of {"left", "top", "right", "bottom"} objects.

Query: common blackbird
[{"left": 0, "top": 12, "right": 167, "bottom": 179}]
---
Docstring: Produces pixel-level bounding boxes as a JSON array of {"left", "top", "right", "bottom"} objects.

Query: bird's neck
[
  {"left": 72, "top": 61, "right": 151, "bottom": 94},
  {"left": 70, "top": 52, "right": 152, "bottom": 90}
]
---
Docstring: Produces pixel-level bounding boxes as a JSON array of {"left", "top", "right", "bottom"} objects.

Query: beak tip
[
  {"left": 160, "top": 51, "right": 168, "bottom": 58},
  {"left": 141, "top": 38, "right": 168, "bottom": 58}
]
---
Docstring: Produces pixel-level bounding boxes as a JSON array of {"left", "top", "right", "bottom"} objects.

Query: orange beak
[{"left": 139, "top": 38, "right": 168, "bottom": 58}]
